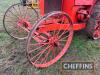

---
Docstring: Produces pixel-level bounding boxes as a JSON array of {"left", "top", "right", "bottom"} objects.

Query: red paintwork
[
  {"left": 26, "top": 0, "right": 99, "bottom": 68},
  {"left": 39, "top": 0, "right": 96, "bottom": 29},
  {"left": 17, "top": 17, "right": 32, "bottom": 30},
  {"left": 75, "top": 0, "right": 94, "bottom": 5},
  {"left": 27, "top": 11, "right": 74, "bottom": 68},
  {"left": 3, "top": 0, "right": 100, "bottom": 68},
  {"left": 35, "top": 0, "right": 93, "bottom": 38},
  {"left": 38, "top": 23, "right": 86, "bottom": 33},
  {"left": 39, "top": 0, "right": 44, "bottom": 16},
  {"left": 38, "top": 0, "right": 100, "bottom": 40}
]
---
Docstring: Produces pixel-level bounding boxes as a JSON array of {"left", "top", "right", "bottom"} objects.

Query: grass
[
  {"left": 0, "top": 0, "right": 100, "bottom": 75},
  {"left": 70, "top": 33, "right": 100, "bottom": 59},
  {"left": 0, "top": 0, "right": 18, "bottom": 29}
]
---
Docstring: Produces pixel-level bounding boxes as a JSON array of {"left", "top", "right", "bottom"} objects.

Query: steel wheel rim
[
  {"left": 3, "top": 3, "right": 39, "bottom": 40},
  {"left": 93, "top": 15, "right": 100, "bottom": 39},
  {"left": 27, "top": 11, "right": 74, "bottom": 68}
]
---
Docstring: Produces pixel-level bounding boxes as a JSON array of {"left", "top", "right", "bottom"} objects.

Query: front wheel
[{"left": 3, "top": 3, "right": 39, "bottom": 40}]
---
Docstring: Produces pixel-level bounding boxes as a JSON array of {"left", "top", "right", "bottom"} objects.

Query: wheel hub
[
  {"left": 26, "top": 11, "right": 74, "bottom": 68},
  {"left": 48, "top": 36, "right": 59, "bottom": 46},
  {"left": 17, "top": 17, "right": 32, "bottom": 30}
]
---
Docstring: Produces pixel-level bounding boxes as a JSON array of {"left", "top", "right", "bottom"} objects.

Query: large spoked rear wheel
[
  {"left": 87, "top": 3, "right": 100, "bottom": 40},
  {"left": 27, "top": 11, "right": 74, "bottom": 68},
  {"left": 3, "top": 3, "right": 39, "bottom": 40}
]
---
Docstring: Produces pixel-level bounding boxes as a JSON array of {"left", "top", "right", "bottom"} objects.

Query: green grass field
[{"left": 0, "top": 0, "right": 100, "bottom": 75}]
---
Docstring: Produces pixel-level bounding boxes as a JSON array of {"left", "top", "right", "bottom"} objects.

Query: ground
[{"left": 0, "top": 0, "right": 100, "bottom": 75}]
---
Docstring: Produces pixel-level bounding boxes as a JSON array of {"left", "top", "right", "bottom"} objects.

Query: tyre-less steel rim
[
  {"left": 27, "top": 11, "right": 74, "bottom": 68},
  {"left": 93, "top": 15, "right": 100, "bottom": 39},
  {"left": 3, "top": 3, "right": 39, "bottom": 40}
]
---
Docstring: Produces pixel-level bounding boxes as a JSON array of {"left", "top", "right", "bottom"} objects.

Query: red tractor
[{"left": 3, "top": 0, "right": 100, "bottom": 68}]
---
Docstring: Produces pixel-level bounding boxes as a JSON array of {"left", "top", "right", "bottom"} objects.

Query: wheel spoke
[
  {"left": 18, "top": 4, "right": 22, "bottom": 17},
  {"left": 40, "top": 48, "right": 51, "bottom": 64},
  {"left": 24, "top": 6, "right": 28, "bottom": 18},
  {"left": 31, "top": 45, "right": 51, "bottom": 63},
  {"left": 3, "top": 3, "right": 39, "bottom": 39},
  {"left": 28, "top": 43, "right": 47, "bottom": 54},
  {"left": 29, "top": 42, "right": 47, "bottom": 46},
  {"left": 12, "top": 5, "right": 19, "bottom": 16},
  {"left": 5, "top": 20, "right": 17, "bottom": 23},
  {"left": 27, "top": 11, "right": 73, "bottom": 68},
  {"left": 56, "top": 25, "right": 61, "bottom": 36},
  {"left": 18, "top": 26, "right": 29, "bottom": 32},
  {"left": 37, "top": 34, "right": 47, "bottom": 40},
  {"left": 9, "top": 10, "right": 19, "bottom": 18},
  {"left": 5, "top": 14, "right": 17, "bottom": 19},
  {"left": 51, "top": 46, "right": 56, "bottom": 59},
  {"left": 59, "top": 35, "right": 69, "bottom": 41},
  {"left": 58, "top": 31, "right": 69, "bottom": 39}
]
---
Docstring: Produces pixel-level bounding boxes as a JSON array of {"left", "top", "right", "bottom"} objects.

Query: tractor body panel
[
  {"left": 44, "top": 0, "right": 62, "bottom": 13},
  {"left": 39, "top": 0, "right": 62, "bottom": 15},
  {"left": 75, "top": 0, "right": 94, "bottom": 5},
  {"left": 39, "top": 0, "right": 94, "bottom": 22}
]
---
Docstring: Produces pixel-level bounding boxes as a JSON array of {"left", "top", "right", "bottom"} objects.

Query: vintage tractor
[{"left": 3, "top": 0, "right": 100, "bottom": 68}]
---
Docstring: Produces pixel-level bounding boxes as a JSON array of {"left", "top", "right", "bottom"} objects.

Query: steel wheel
[
  {"left": 3, "top": 3, "right": 39, "bottom": 40},
  {"left": 87, "top": 3, "right": 100, "bottom": 40},
  {"left": 93, "top": 13, "right": 100, "bottom": 39},
  {"left": 27, "top": 11, "right": 74, "bottom": 68}
]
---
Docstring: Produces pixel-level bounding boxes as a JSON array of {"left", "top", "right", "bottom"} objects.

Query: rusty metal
[{"left": 3, "top": 0, "right": 100, "bottom": 68}]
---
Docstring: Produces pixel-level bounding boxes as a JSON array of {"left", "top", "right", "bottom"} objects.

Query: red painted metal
[
  {"left": 17, "top": 17, "right": 32, "bottom": 30},
  {"left": 39, "top": 0, "right": 96, "bottom": 22},
  {"left": 26, "top": 0, "right": 99, "bottom": 68},
  {"left": 39, "top": 0, "right": 45, "bottom": 16},
  {"left": 27, "top": 0, "right": 100, "bottom": 68},
  {"left": 75, "top": 0, "right": 94, "bottom": 5},
  {"left": 3, "top": 3, "right": 39, "bottom": 40},
  {"left": 37, "top": 23, "right": 86, "bottom": 33},
  {"left": 27, "top": 11, "right": 73, "bottom": 68},
  {"left": 3, "top": 0, "right": 100, "bottom": 68}
]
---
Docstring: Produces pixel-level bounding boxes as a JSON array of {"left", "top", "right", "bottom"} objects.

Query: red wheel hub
[
  {"left": 48, "top": 36, "right": 59, "bottom": 46},
  {"left": 27, "top": 11, "right": 74, "bottom": 68},
  {"left": 17, "top": 17, "right": 32, "bottom": 30}
]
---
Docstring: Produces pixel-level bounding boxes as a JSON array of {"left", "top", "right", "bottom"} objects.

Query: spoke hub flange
[
  {"left": 17, "top": 17, "right": 32, "bottom": 29},
  {"left": 48, "top": 36, "right": 59, "bottom": 46}
]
